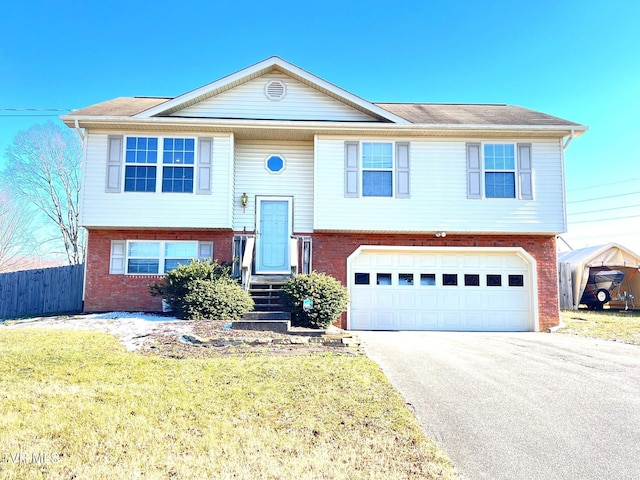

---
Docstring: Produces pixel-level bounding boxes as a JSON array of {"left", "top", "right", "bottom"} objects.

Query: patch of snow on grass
[{"left": 3, "top": 312, "right": 194, "bottom": 351}]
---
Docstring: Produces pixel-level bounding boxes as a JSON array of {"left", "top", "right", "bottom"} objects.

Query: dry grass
[
  {"left": 558, "top": 309, "right": 640, "bottom": 345},
  {"left": 0, "top": 329, "right": 457, "bottom": 479}
]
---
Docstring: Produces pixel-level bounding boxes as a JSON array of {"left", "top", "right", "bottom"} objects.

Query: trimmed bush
[
  {"left": 281, "top": 271, "right": 349, "bottom": 329},
  {"left": 148, "top": 260, "right": 233, "bottom": 318},
  {"left": 182, "top": 279, "right": 254, "bottom": 321}
]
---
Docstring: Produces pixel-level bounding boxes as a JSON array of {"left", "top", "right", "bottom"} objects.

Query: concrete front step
[
  {"left": 243, "top": 311, "right": 291, "bottom": 321},
  {"left": 231, "top": 319, "right": 291, "bottom": 334}
]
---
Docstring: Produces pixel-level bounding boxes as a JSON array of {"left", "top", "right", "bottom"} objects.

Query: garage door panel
[
  {"left": 371, "top": 311, "right": 396, "bottom": 330},
  {"left": 461, "top": 312, "right": 483, "bottom": 329},
  {"left": 441, "top": 256, "right": 459, "bottom": 267},
  {"left": 461, "top": 292, "right": 484, "bottom": 309},
  {"left": 440, "top": 292, "right": 461, "bottom": 309},
  {"left": 350, "top": 249, "right": 534, "bottom": 331}
]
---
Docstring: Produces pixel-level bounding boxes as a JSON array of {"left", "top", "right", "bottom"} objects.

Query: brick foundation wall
[
  {"left": 85, "top": 229, "right": 559, "bottom": 331},
  {"left": 309, "top": 233, "right": 559, "bottom": 331},
  {"left": 84, "top": 229, "right": 233, "bottom": 313}
]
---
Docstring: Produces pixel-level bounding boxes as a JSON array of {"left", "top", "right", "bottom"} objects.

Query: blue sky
[{"left": 1, "top": 0, "right": 639, "bottom": 253}]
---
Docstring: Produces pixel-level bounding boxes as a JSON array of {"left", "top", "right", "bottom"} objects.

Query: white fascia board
[
  {"left": 131, "top": 56, "right": 410, "bottom": 124},
  {"left": 61, "top": 115, "right": 587, "bottom": 138}
]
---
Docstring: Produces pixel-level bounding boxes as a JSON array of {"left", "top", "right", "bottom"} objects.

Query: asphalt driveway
[{"left": 357, "top": 331, "right": 640, "bottom": 480}]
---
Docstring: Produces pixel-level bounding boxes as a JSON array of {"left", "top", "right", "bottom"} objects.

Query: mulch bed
[{"left": 140, "top": 320, "right": 363, "bottom": 359}]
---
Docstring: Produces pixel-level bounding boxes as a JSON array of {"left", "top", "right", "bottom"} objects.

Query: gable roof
[
  {"left": 62, "top": 56, "right": 587, "bottom": 137},
  {"left": 135, "top": 57, "right": 408, "bottom": 124}
]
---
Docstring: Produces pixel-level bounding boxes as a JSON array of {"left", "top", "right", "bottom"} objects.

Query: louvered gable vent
[{"left": 265, "top": 80, "right": 286, "bottom": 100}]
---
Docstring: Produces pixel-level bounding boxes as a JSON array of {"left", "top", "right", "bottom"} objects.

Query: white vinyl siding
[
  {"left": 80, "top": 132, "right": 233, "bottom": 229},
  {"left": 233, "top": 141, "right": 314, "bottom": 233},
  {"left": 314, "top": 137, "right": 565, "bottom": 234},
  {"left": 172, "top": 72, "right": 377, "bottom": 122}
]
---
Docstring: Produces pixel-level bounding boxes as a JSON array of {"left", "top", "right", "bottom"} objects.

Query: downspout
[
  {"left": 74, "top": 119, "right": 86, "bottom": 142},
  {"left": 562, "top": 128, "right": 575, "bottom": 151}
]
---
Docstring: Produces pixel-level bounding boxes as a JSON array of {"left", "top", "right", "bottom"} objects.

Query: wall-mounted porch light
[{"left": 241, "top": 192, "right": 248, "bottom": 212}]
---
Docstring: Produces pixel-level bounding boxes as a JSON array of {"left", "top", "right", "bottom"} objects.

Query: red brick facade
[
  {"left": 84, "top": 229, "right": 559, "bottom": 331},
  {"left": 84, "top": 229, "right": 232, "bottom": 312},
  {"left": 309, "top": 233, "right": 559, "bottom": 331}
]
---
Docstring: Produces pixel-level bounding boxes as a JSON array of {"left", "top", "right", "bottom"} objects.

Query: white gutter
[{"left": 61, "top": 115, "right": 588, "bottom": 136}]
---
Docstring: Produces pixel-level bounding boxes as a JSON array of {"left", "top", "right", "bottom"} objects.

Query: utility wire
[
  {"left": 567, "top": 176, "right": 640, "bottom": 193},
  {"left": 567, "top": 190, "right": 640, "bottom": 204},
  {"left": 568, "top": 213, "right": 640, "bottom": 224},
  {"left": 0, "top": 108, "right": 71, "bottom": 111},
  {"left": 0, "top": 108, "right": 72, "bottom": 117},
  {"left": 568, "top": 203, "right": 640, "bottom": 216}
]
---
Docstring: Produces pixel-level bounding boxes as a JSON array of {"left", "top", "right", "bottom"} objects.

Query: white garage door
[{"left": 348, "top": 247, "right": 535, "bottom": 331}]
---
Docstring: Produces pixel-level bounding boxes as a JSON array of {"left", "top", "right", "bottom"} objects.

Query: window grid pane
[
  {"left": 165, "top": 241, "right": 198, "bottom": 258},
  {"left": 128, "top": 259, "right": 159, "bottom": 274},
  {"left": 362, "top": 142, "right": 393, "bottom": 169},
  {"left": 399, "top": 273, "right": 414, "bottom": 285},
  {"left": 485, "top": 172, "right": 515, "bottom": 198},
  {"left": 420, "top": 274, "right": 436, "bottom": 286},
  {"left": 124, "top": 166, "right": 156, "bottom": 192},
  {"left": 163, "top": 137, "right": 195, "bottom": 165},
  {"left": 363, "top": 171, "right": 392, "bottom": 197},
  {"left": 126, "top": 137, "right": 158, "bottom": 164},
  {"left": 128, "top": 242, "right": 160, "bottom": 258},
  {"left": 162, "top": 166, "right": 194, "bottom": 193}
]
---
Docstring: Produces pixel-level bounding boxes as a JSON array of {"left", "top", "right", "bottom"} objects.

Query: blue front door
[{"left": 256, "top": 199, "right": 290, "bottom": 273}]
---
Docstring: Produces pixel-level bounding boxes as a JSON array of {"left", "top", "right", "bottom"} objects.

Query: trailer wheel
[{"left": 596, "top": 289, "right": 611, "bottom": 305}]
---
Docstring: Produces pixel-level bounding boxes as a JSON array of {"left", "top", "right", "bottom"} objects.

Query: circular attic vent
[{"left": 265, "top": 80, "right": 286, "bottom": 100}]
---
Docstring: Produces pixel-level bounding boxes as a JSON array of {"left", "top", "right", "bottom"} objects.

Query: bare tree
[
  {"left": 0, "top": 187, "right": 34, "bottom": 272},
  {"left": 3, "top": 121, "right": 84, "bottom": 265}
]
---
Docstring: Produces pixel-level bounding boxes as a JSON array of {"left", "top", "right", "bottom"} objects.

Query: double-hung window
[
  {"left": 466, "top": 142, "right": 532, "bottom": 200},
  {"left": 344, "top": 141, "right": 410, "bottom": 198},
  {"left": 124, "top": 137, "right": 158, "bottom": 192},
  {"left": 484, "top": 144, "right": 515, "bottom": 198},
  {"left": 115, "top": 136, "right": 208, "bottom": 194},
  {"left": 162, "top": 138, "right": 195, "bottom": 193},
  {"left": 109, "top": 239, "right": 213, "bottom": 275},
  {"left": 126, "top": 240, "right": 199, "bottom": 274},
  {"left": 362, "top": 142, "right": 393, "bottom": 197}
]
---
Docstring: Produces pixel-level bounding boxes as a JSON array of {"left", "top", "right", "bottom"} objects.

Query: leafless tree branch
[{"left": 3, "top": 121, "right": 85, "bottom": 265}]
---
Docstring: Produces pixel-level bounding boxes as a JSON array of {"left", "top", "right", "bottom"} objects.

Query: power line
[
  {"left": 0, "top": 108, "right": 72, "bottom": 112},
  {"left": 568, "top": 203, "right": 640, "bottom": 216},
  {"left": 567, "top": 176, "right": 640, "bottom": 193},
  {"left": 0, "top": 108, "right": 72, "bottom": 117},
  {"left": 568, "top": 213, "right": 640, "bottom": 224},
  {"left": 567, "top": 190, "right": 640, "bottom": 204},
  {"left": 0, "top": 114, "right": 66, "bottom": 117}
]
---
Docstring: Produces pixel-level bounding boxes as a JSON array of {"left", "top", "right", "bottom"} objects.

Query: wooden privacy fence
[{"left": 0, "top": 264, "right": 84, "bottom": 319}]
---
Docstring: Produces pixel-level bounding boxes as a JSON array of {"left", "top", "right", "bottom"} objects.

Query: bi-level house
[{"left": 62, "top": 57, "right": 586, "bottom": 332}]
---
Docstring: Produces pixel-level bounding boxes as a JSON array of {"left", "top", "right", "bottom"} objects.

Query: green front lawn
[
  {"left": 559, "top": 309, "right": 640, "bottom": 345},
  {"left": 0, "top": 329, "right": 457, "bottom": 479}
]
